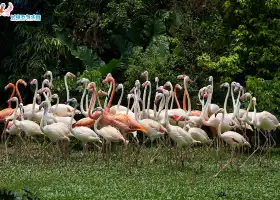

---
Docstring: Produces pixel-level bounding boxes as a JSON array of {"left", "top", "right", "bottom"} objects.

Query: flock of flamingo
[{"left": 0, "top": 70, "right": 279, "bottom": 177}]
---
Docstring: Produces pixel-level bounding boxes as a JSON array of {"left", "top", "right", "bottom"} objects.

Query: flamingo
[
  {"left": 76, "top": 78, "right": 90, "bottom": 117},
  {"left": 67, "top": 98, "right": 102, "bottom": 153},
  {"left": 50, "top": 72, "right": 80, "bottom": 116},
  {"left": 22, "top": 79, "right": 41, "bottom": 119},
  {"left": 0, "top": 83, "right": 16, "bottom": 122},
  {"left": 6, "top": 97, "right": 44, "bottom": 160},
  {"left": 157, "top": 87, "right": 201, "bottom": 165},
  {"left": 134, "top": 80, "right": 166, "bottom": 142},
  {"left": 242, "top": 95, "right": 280, "bottom": 163},
  {"left": 43, "top": 71, "right": 54, "bottom": 89},
  {"left": 39, "top": 101, "right": 70, "bottom": 158},
  {"left": 87, "top": 81, "right": 147, "bottom": 135},
  {"left": 213, "top": 108, "right": 251, "bottom": 177},
  {"left": 93, "top": 106, "right": 129, "bottom": 159},
  {"left": 110, "top": 84, "right": 130, "bottom": 114},
  {"left": 207, "top": 76, "right": 220, "bottom": 116}
]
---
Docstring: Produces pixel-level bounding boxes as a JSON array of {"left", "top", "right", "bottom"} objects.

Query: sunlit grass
[{"left": 0, "top": 140, "right": 280, "bottom": 200}]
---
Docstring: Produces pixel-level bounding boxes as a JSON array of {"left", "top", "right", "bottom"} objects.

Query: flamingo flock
[{"left": 0, "top": 71, "right": 279, "bottom": 177}]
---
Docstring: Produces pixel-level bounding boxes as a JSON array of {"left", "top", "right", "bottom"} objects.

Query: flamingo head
[
  {"left": 98, "top": 90, "right": 108, "bottom": 97},
  {"left": 116, "top": 84, "right": 123, "bottom": 92},
  {"left": 163, "top": 81, "right": 172, "bottom": 89},
  {"left": 30, "top": 79, "right": 37, "bottom": 85},
  {"left": 51, "top": 94, "right": 58, "bottom": 101},
  {"left": 0, "top": 3, "right": 6, "bottom": 9},
  {"left": 127, "top": 93, "right": 134, "bottom": 100},
  {"left": 214, "top": 108, "right": 224, "bottom": 117},
  {"left": 38, "top": 87, "right": 50, "bottom": 94},
  {"left": 65, "top": 72, "right": 76, "bottom": 78},
  {"left": 134, "top": 80, "right": 141, "bottom": 89},
  {"left": 39, "top": 101, "right": 48, "bottom": 110},
  {"left": 142, "top": 81, "right": 150, "bottom": 87},
  {"left": 208, "top": 76, "right": 213, "bottom": 82},
  {"left": 177, "top": 74, "right": 186, "bottom": 79},
  {"left": 234, "top": 82, "right": 241, "bottom": 92},
  {"left": 4, "top": 83, "right": 14, "bottom": 90},
  {"left": 43, "top": 71, "right": 52, "bottom": 78},
  {"left": 93, "top": 106, "right": 103, "bottom": 112},
  {"left": 175, "top": 84, "right": 182, "bottom": 90},
  {"left": 17, "top": 79, "right": 27, "bottom": 87},
  {"left": 220, "top": 82, "right": 229, "bottom": 89},
  {"left": 239, "top": 92, "right": 251, "bottom": 103},
  {"left": 141, "top": 71, "right": 148, "bottom": 78},
  {"left": 7, "top": 97, "right": 18, "bottom": 103},
  {"left": 102, "top": 75, "right": 113, "bottom": 84},
  {"left": 155, "top": 77, "right": 159, "bottom": 83},
  {"left": 154, "top": 93, "right": 164, "bottom": 104},
  {"left": 36, "top": 94, "right": 41, "bottom": 104},
  {"left": 87, "top": 82, "right": 96, "bottom": 91},
  {"left": 252, "top": 97, "right": 257, "bottom": 105},
  {"left": 66, "top": 98, "right": 78, "bottom": 107},
  {"left": 184, "top": 76, "right": 193, "bottom": 84}
]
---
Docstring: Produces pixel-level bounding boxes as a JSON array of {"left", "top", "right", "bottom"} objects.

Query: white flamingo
[{"left": 67, "top": 98, "right": 102, "bottom": 153}]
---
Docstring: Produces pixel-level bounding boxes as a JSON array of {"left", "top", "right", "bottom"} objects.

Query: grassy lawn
[{"left": 0, "top": 142, "right": 280, "bottom": 200}]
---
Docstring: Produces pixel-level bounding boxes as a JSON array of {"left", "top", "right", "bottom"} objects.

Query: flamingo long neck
[
  {"left": 88, "top": 87, "right": 99, "bottom": 119},
  {"left": 223, "top": 86, "right": 230, "bottom": 115},
  {"left": 117, "top": 86, "right": 124, "bottom": 110},
  {"left": 169, "top": 85, "right": 174, "bottom": 110},
  {"left": 40, "top": 105, "right": 48, "bottom": 133},
  {"left": 201, "top": 89, "right": 213, "bottom": 121},
  {"left": 217, "top": 114, "right": 224, "bottom": 138},
  {"left": 156, "top": 96, "right": 166, "bottom": 119},
  {"left": 106, "top": 78, "right": 115, "bottom": 110},
  {"left": 141, "top": 84, "right": 147, "bottom": 119},
  {"left": 49, "top": 73, "right": 53, "bottom": 87},
  {"left": 80, "top": 83, "right": 87, "bottom": 117},
  {"left": 70, "top": 103, "right": 77, "bottom": 132},
  {"left": 164, "top": 94, "right": 170, "bottom": 127},
  {"left": 54, "top": 96, "right": 59, "bottom": 112},
  {"left": 12, "top": 98, "right": 20, "bottom": 127},
  {"left": 15, "top": 81, "right": 23, "bottom": 104},
  {"left": 134, "top": 87, "right": 141, "bottom": 121},
  {"left": 233, "top": 88, "right": 242, "bottom": 119},
  {"left": 31, "top": 81, "right": 38, "bottom": 115},
  {"left": 64, "top": 75, "right": 70, "bottom": 101},
  {"left": 174, "top": 87, "right": 181, "bottom": 109},
  {"left": 183, "top": 89, "right": 187, "bottom": 111},
  {"left": 126, "top": 97, "right": 131, "bottom": 115},
  {"left": 146, "top": 82, "right": 151, "bottom": 119},
  {"left": 86, "top": 93, "right": 89, "bottom": 112},
  {"left": 231, "top": 83, "right": 236, "bottom": 110},
  {"left": 184, "top": 81, "right": 191, "bottom": 114},
  {"left": 94, "top": 109, "right": 103, "bottom": 135},
  {"left": 104, "top": 82, "right": 112, "bottom": 108},
  {"left": 8, "top": 84, "right": 15, "bottom": 108}
]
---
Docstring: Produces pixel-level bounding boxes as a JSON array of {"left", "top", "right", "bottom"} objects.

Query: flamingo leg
[
  {"left": 258, "top": 130, "right": 268, "bottom": 167},
  {"left": 1, "top": 120, "right": 9, "bottom": 144},
  {"left": 260, "top": 132, "right": 275, "bottom": 164},
  {"left": 214, "top": 148, "right": 235, "bottom": 177},
  {"left": 5, "top": 134, "right": 11, "bottom": 162},
  {"left": 241, "top": 130, "right": 260, "bottom": 167}
]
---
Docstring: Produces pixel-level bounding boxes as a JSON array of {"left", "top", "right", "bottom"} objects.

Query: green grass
[{"left": 0, "top": 144, "right": 280, "bottom": 200}]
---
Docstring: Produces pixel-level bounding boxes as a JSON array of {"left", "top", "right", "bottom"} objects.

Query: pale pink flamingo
[{"left": 213, "top": 108, "right": 251, "bottom": 177}]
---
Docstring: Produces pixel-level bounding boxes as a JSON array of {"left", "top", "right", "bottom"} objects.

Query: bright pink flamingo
[{"left": 87, "top": 82, "right": 147, "bottom": 134}]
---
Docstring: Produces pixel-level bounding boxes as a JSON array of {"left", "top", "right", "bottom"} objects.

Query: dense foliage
[{"left": 0, "top": 0, "right": 280, "bottom": 117}]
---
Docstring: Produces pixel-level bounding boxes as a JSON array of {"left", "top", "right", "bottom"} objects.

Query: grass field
[{"left": 0, "top": 141, "right": 280, "bottom": 200}]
